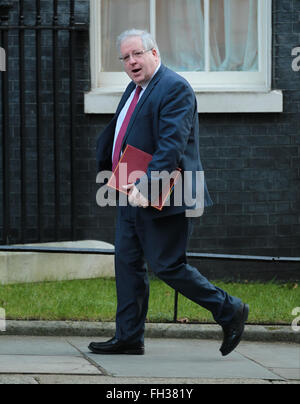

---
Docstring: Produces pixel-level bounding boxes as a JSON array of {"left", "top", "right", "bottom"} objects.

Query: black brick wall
[{"left": 0, "top": 0, "right": 299, "bottom": 280}]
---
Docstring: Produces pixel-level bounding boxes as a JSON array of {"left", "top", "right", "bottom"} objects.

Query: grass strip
[{"left": 0, "top": 278, "right": 298, "bottom": 324}]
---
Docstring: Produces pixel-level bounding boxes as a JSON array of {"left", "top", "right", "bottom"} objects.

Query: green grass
[{"left": 0, "top": 278, "right": 299, "bottom": 325}]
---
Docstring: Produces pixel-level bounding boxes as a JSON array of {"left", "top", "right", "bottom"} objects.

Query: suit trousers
[{"left": 114, "top": 205, "right": 241, "bottom": 344}]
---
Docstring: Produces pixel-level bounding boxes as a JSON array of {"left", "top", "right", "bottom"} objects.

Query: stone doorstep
[{"left": 0, "top": 240, "right": 115, "bottom": 285}]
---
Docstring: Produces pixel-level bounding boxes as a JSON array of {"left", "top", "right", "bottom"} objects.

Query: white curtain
[
  {"left": 210, "top": 0, "right": 258, "bottom": 71},
  {"left": 101, "top": 0, "right": 258, "bottom": 72},
  {"left": 156, "top": 0, "right": 205, "bottom": 72},
  {"left": 101, "top": 0, "right": 150, "bottom": 72}
]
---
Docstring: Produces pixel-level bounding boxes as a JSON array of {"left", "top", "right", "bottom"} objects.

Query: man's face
[{"left": 120, "top": 36, "right": 160, "bottom": 86}]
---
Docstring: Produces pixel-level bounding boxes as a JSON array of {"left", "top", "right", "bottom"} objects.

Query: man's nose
[{"left": 129, "top": 55, "right": 137, "bottom": 64}]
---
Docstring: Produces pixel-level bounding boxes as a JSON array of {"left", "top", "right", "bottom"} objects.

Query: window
[{"left": 86, "top": 0, "right": 283, "bottom": 113}]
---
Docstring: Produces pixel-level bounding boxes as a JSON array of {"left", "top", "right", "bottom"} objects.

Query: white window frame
[{"left": 85, "top": 0, "right": 283, "bottom": 113}]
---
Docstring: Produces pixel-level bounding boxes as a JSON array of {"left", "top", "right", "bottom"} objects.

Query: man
[{"left": 90, "top": 29, "right": 249, "bottom": 357}]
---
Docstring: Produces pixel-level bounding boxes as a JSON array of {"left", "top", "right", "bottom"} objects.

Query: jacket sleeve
[{"left": 136, "top": 80, "right": 195, "bottom": 201}]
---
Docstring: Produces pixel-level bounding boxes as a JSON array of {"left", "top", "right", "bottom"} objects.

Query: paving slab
[
  {"left": 237, "top": 341, "right": 300, "bottom": 381},
  {"left": 0, "top": 355, "right": 101, "bottom": 375},
  {"left": 269, "top": 368, "right": 300, "bottom": 381},
  {"left": 70, "top": 337, "right": 283, "bottom": 380},
  {"left": 0, "top": 336, "right": 298, "bottom": 382},
  {"left": 237, "top": 342, "right": 300, "bottom": 367},
  {"left": 0, "top": 336, "right": 79, "bottom": 356},
  {"left": 0, "top": 335, "right": 101, "bottom": 375},
  {"left": 0, "top": 375, "right": 39, "bottom": 384}
]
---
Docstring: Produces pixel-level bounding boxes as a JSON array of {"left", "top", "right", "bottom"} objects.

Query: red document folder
[{"left": 107, "top": 144, "right": 181, "bottom": 211}]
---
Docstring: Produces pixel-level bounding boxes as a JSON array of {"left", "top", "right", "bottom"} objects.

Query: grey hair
[{"left": 117, "top": 29, "right": 161, "bottom": 58}]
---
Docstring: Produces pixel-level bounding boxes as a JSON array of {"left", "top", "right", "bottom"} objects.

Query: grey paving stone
[
  {"left": 236, "top": 342, "right": 300, "bottom": 368},
  {"left": 0, "top": 336, "right": 298, "bottom": 382},
  {"left": 0, "top": 336, "right": 79, "bottom": 356},
  {"left": 0, "top": 375, "right": 39, "bottom": 384},
  {"left": 269, "top": 368, "right": 300, "bottom": 381},
  {"left": 0, "top": 355, "right": 101, "bottom": 375},
  {"left": 70, "top": 338, "right": 283, "bottom": 380}
]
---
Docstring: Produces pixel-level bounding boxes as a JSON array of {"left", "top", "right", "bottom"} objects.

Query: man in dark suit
[{"left": 89, "top": 30, "right": 249, "bottom": 357}]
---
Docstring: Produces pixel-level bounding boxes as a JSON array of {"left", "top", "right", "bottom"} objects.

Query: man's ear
[{"left": 152, "top": 48, "right": 159, "bottom": 60}]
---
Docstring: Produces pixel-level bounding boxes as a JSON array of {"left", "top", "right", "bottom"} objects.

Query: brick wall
[{"left": 0, "top": 0, "right": 299, "bottom": 280}]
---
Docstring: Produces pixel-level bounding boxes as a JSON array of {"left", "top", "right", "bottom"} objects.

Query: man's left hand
[{"left": 123, "top": 183, "right": 149, "bottom": 208}]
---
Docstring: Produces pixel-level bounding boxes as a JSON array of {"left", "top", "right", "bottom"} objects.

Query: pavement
[{"left": 0, "top": 321, "right": 299, "bottom": 385}]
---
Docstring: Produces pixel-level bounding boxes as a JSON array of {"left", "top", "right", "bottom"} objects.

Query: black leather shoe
[
  {"left": 88, "top": 337, "right": 145, "bottom": 355},
  {"left": 220, "top": 303, "right": 249, "bottom": 357}
]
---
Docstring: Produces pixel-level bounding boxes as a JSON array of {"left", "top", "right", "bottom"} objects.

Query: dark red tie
[{"left": 112, "top": 86, "right": 143, "bottom": 172}]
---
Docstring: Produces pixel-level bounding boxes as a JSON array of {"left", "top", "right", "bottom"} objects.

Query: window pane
[
  {"left": 156, "top": 0, "right": 205, "bottom": 72},
  {"left": 101, "top": 0, "right": 150, "bottom": 72},
  {"left": 210, "top": 0, "right": 258, "bottom": 71}
]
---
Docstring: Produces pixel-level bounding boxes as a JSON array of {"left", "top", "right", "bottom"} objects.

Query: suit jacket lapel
[{"left": 121, "top": 64, "right": 166, "bottom": 151}]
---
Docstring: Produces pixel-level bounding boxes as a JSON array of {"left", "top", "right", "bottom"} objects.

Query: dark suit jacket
[{"left": 96, "top": 64, "right": 213, "bottom": 219}]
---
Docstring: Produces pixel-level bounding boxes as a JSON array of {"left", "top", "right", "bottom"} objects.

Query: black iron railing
[
  {"left": 0, "top": 0, "right": 88, "bottom": 244},
  {"left": 0, "top": 245, "right": 299, "bottom": 323}
]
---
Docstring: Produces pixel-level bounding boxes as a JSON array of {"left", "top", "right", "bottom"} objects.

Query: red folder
[{"left": 107, "top": 144, "right": 181, "bottom": 211}]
